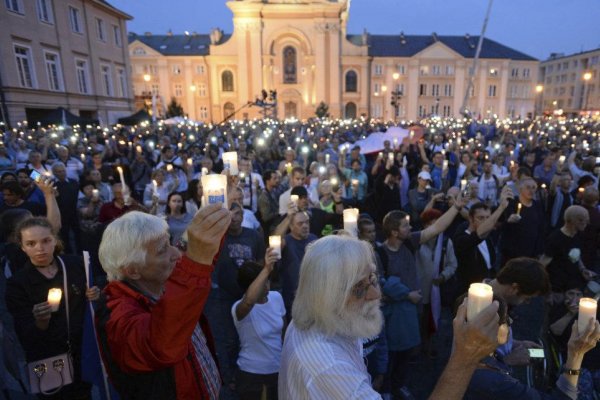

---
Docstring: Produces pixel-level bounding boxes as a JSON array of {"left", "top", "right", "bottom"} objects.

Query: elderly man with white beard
[{"left": 279, "top": 234, "right": 503, "bottom": 400}]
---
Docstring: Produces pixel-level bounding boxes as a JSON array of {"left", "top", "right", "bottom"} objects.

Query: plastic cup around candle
[
  {"left": 467, "top": 283, "right": 493, "bottom": 321},
  {"left": 47, "top": 288, "right": 62, "bottom": 312},
  {"left": 201, "top": 174, "right": 228, "bottom": 209},
  {"left": 343, "top": 208, "right": 359, "bottom": 237},
  {"left": 290, "top": 195, "right": 299, "bottom": 205},
  {"left": 578, "top": 298, "right": 597, "bottom": 334},
  {"left": 222, "top": 152, "right": 238, "bottom": 176},
  {"left": 269, "top": 235, "right": 282, "bottom": 260}
]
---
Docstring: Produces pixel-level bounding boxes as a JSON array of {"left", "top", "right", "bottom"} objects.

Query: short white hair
[
  {"left": 99, "top": 211, "right": 168, "bottom": 281},
  {"left": 292, "top": 235, "right": 374, "bottom": 335}
]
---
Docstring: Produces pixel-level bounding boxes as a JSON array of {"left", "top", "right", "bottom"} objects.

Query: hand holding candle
[
  {"left": 269, "top": 235, "right": 282, "bottom": 260},
  {"left": 517, "top": 202, "right": 522, "bottom": 215},
  {"left": 222, "top": 151, "right": 239, "bottom": 176},
  {"left": 467, "top": 283, "right": 493, "bottom": 321},
  {"left": 578, "top": 298, "right": 597, "bottom": 334},
  {"left": 47, "top": 288, "right": 62, "bottom": 312},
  {"left": 201, "top": 174, "right": 228, "bottom": 209},
  {"left": 343, "top": 208, "right": 359, "bottom": 237}
]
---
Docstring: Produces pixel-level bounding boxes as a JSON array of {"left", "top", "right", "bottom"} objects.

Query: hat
[
  {"left": 418, "top": 171, "right": 432, "bottom": 181},
  {"left": 291, "top": 186, "right": 308, "bottom": 198}
]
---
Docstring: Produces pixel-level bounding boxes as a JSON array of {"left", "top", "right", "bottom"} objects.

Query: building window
[
  {"left": 223, "top": 102, "right": 235, "bottom": 118},
  {"left": 395, "top": 83, "right": 404, "bottom": 94},
  {"left": 431, "top": 84, "right": 440, "bottom": 97},
  {"left": 5, "top": 0, "right": 23, "bottom": 14},
  {"left": 174, "top": 84, "right": 183, "bottom": 97},
  {"left": 345, "top": 102, "right": 357, "bottom": 119},
  {"left": 443, "top": 84, "right": 452, "bottom": 97},
  {"left": 374, "top": 65, "right": 383, "bottom": 76},
  {"left": 469, "top": 85, "right": 475, "bottom": 97},
  {"left": 14, "top": 45, "right": 35, "bottom": 88},
  {"left": 150, "top": 84, "right": 159, "bottom": 95},
  {"left": 284, "top": 102, "right": 297, "bottom": 118},
  {"left": 196, "top": 65, "right": 205, "bottom": 74},
  {"left": 557, "top": 63, "right": 562, "bottom": 72},
  {"left": 113, "top": 25, "right": 122, "bottom": 47},
  {"left": 511, "top": 68, "right": 519, "bottom": 78},
  {"left": 523, "top": 68, "right": 530, "bottom": 78},
  {"left": 488, "top": 85, "right": 497, "bottom": 97},
  {"left": 75, "top": 59, "right": 90, "bottom": 94},
  {"left": 199, "top": 83, "right": 206, "bottom": 97},
  {"left": 445, "top": 65, "right": 454, "bottom": 75},
  {"left": 418, "top": 105, "right": 426, "bottom": 117},
  {"left": 373, "top": 83, "right": 380, "bottom": 95},
  {"left": 372, "top": 103, "right": 382, "bottom": 118},
  {"left": 283, "top": 46, "right": 297, "bottom": 84},
  {"left": 100, "top": 64, "right": 113, "bottom": 96},
  {"left": 510, "top": 85, "right": 518, "bottom": 98},
  {"left": 133, "top": 47, "right": 146, "bottom": 55},
  {"left": 419, "top": 84, "right": 427, "bottom": 96},
  {"left": 44, "top": 51, "right": 63, "bottom": 91},
  {"left": 96, "top": 18, "right": 106, "bottom": 41},
  {"left": 443, "top": 105, "right": 451, "bottom": 117},
  {"left": 345, "top": 70, "right": 357, "bottom": 92},
  {"left": 172, "top": 65, "right": 181, "bottom": 75},
  {"left": 116, "top": 68, "right": 127, "bottom": 97},
  {"left": 397, "top": 65, "right": 406, "bottom": 75},
  {"left": 69, "top": 6, "right": 82, "bottom": 33},
  {"left": 432, "top": 65, "right": 441, "bottom": 75},
  {"left": 420, "top": 66, "right": 429, "bottom": 76},
  {"left": 547, "top": 65, "right": 554, "bottom": 73},
  {"left": 591, "top": 56, "right": 599, "bottom": 65},
  {"left": 222, "top": 70, "right": 234, "bottom": 92},
  {"left": 200, "top": 106, "right": 208, "bottom": 119},
  {"left": 37, "top": 0, "right": 53, "bottom": 23}
]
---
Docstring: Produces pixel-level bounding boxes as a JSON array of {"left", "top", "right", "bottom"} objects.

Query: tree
[
  {"left": 315, "top": 101, "right": 329, "bottom": 118},
  {"left": 166, "top": 97, "right": 184, "bottom": 118}
]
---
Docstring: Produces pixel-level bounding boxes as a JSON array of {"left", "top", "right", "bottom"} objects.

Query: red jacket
[{"left": 96, "top": 256, "right": 219, "bottom": 399}]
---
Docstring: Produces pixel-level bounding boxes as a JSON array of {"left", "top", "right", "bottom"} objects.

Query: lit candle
[
  {"left": 202, "top": 167, "right": 208, "bottom": 176},
  {"left": 578, "top": 187, "right": 584, "bottom": 194},
  {"left": 343, "top": 208, "right": 360, "bottom": 237},
  {"left": 388, "top": 152, "right": 394, "bottom": 162},
  {"left": 290, "top": 194, "right": 299, "bottom": 205},
  {"left": 578, "top": 298, "right": 597, "bottom": 334},
  {"left": 187, "top": 158, "right": 193, "bottom": 167},
  {"left": 467, "top": 283, "right": 493, "bottom": 321},
  {"left": 285, "top": 163, "right": 293, "bottom": 175},
  {"left": 460, "top": 179, "right": 468, "bottom": 191},
  {"left": 166, "top": 164, "right": 173, "bottom": 172},
  {"left": 559, "top": 155, "right": 566, "bottom": 164},
  {"left": 442, "top": 160, "right": 448, "bottom": 171},
  {"left": 517, "top": 202, "right": 522, "bottom": 215},
  {"left": 201, "top": 174, "right": 228, "bottom": 208},
  {"left": 117, "top": 166, "right": 125, "bottom": 187},
  {"left": 152, "top": 179, "right": 158, "bottom": 196},
  {"left": 92, "top": 189, "right": 99, "bottom": 199},
  {"left": 378, "top": 152, "right": 383, "bottom": 159},
  {"left": 325, "top": 153, "right": 330, "bottom": 164},
  {"left": 393, "top": 137, "right": 398, "bottom": 147},
  {"left": 351, "top": 179, "right": 359, "bottom": 188},
  {"left": 47, "top": 288, "right": 62, "bottom": 312},
  {"left": 269, "top": 235, "right": 282, "bottom": 260},
  {"left": 222, "top": 151, "right": 238, "bottom": 176},
  {"left": 81, "top": 153, "right": 86, "bottom": 162}
]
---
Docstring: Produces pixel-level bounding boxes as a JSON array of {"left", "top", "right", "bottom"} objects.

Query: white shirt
[
  {"left": 466, "top": 229, "right": 492, "bottom": 270},
  {"left": 231, "top": 291, "right": 285, "bottom": 374},
  {"left": 279, "top": 322, "right": 381, "bottom": 400},
  {"left": 278, "top": 187, "right": 319, "bottom": 216}
]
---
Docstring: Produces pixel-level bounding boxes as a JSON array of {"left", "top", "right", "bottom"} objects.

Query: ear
[{"left": 122, "top": 264, "right": 141, "bottom": 280}]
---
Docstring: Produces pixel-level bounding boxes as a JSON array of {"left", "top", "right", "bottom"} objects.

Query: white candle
[
  {"left": 559, "top": 155, "right": 566, "bottom": 164},
  {"left": 325, "top": 153, "right": 330, "bottom": 164},
  {"left": 222, "top": 151, "right": 238, "bottom": 176},
  {"left": 467, "top": 283, "right": 493, "bottom": 321},
  {"left": 269, "top": 235, "right": 282, "bottom": 260},
  {"left": 166, "top": 164, "right": 173, "bottom": 172},
  {"left": 388, "top": 152, "right": 394, "bottom": 162},
  {"left": 117, "top": 166, "right": 125, "bottom": 186},
  {"left": 517, "top": 202, "right": 522, "bottom": 215},
  {"left": 152, "top": 179, "right": 158, "bottom": 196},
  {"left": 351, "top": 179, "right": 359, "bottom": 188},
  {"left": 187, "top": 158, "right": 193, "bottom": 167},
  {"left": 201, "top": 167, "right": 208, "bottom": 176},
  {"left": 47, "top": 288, "right": 62, "bottom": 312},
  {"left": 290, "top": 194, "right": 299, "bottom": 205},
  {"left": 443, "top": 160, "right": 448, "bottom": 171},
  {"left": 393, "top": 137, "right": 398, "bottom": 147},
  {"left": 460, "top": 179, "right": 468, "bottom": 191},
  {"left": 343, "top": 208, "right": 359, "bottom": 237},
  {"left": 201, "top": 174, "right": 228, "bottom": 208},
  {"left": 92, "top": 189, "right": 99, "bottom": 199},
  {"left": 578, "top": 298, "right": 597, "bottom": 333}
]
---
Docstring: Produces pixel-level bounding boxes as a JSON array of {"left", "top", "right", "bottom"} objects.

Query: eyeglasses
[{"left": 352, "top": 272, "right": 379, "bottom": 299}]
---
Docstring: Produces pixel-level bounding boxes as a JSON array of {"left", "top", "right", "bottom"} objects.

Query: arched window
[
  {"left": 221, "top": 70, "right": 234, "bottom": 92},
  {"left": 283, "top": 46, "right": 297, "bottom": 84},
  {"left": 345, "top": 70, "right": 357, "bottom": 92},
  {"left": 345, "top": 102, "right": 357, "bottom": 119},
  {"left": 223, "top": 102, "right": 235, "bottom": 119}
]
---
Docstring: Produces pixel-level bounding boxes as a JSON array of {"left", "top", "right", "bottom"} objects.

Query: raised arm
[
  {"left": 420, "top": 193, "right": 466, "bottom": 243},
  {"left": 234, "top": 248, "right": 277, "bottom": 321},
  {"left": 475, "top": 186, "right": 512, "bottom": 238},
  {"left": 36, "top": 176, "right": 61, "bottom": 231}
]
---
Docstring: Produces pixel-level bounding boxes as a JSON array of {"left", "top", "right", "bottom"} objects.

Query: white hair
[
  {"left": 98, "top": 211, "right": 168, "bottom": 281},
  {"left": 292, "top": 235, "right": 375, "bottom": 335}
]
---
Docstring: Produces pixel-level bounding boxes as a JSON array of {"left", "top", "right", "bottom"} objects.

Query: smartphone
[
  {"left": 528, "top": 348, "right": 544, "bottom": 358},
  {"left": 30, "top": 170, "right": 42, "bottom": 182}
]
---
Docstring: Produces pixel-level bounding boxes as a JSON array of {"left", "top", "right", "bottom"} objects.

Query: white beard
[{"left": 336, "top": 299, "right": 383, "bottom": 339}]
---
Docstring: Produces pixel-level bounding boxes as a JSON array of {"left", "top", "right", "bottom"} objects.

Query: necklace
[{"left": 36, "top": 261, "right": 58, "bottom": 279}]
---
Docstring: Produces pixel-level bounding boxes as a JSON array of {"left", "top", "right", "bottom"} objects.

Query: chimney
[{"left": 166, "top": 29, "right": 173, "bottom": 37}]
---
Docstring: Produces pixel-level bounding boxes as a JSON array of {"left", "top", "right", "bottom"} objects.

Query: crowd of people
[{"left": 0, "top": 113, "right": 600, "bottom": 399}]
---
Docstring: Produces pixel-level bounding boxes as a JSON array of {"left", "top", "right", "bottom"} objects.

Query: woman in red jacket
[{"left": 96, "top": 203, "right": 231, "bottom": 399}]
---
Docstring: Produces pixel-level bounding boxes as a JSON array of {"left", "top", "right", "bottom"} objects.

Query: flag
[{"left": 80, "top": 252, "right": 120, "bottom": 400}]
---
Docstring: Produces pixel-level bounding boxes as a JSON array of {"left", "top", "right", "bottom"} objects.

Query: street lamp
[
  {"left": 535, "top": 84, "right": 543, "bottom": 117},
  {"left": 583, "top": 72, "right": 592, "bottom": 113},
  {"left": 390, "top": 73, "right": 403, "bottom": 122},
  {"left": 143, "top": 74, "right": 151, "bottom": 82}
]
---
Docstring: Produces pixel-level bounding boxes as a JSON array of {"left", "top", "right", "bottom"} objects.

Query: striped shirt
[
  {"left": 191, "top": 324, "right": 221, "bottom": 400},
  {"left": 279, "top": 321, "right": 381, "bottom": 400}
]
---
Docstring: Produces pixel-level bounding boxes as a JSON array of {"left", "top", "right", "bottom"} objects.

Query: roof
[
  {"left": 540, "top": 47, "right": 600, "bottom": 63},
  {"left": 128, "top": 32, "right": 231, "bottom": 56},
  {"left": 94, "top": 0, "right": 132, "bottom": 20},
  {"left": 347, "top": 34, "right": 537, "bottom": 61}
]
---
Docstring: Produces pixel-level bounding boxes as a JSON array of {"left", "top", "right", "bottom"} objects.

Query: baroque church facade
[{"left": 128, "top": 0, "right": 539, "bottom": 122}]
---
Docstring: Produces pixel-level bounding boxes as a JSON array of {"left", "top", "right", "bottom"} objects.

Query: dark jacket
[{"left": 453, "top": 229, "right": 496, "bottom": 295}]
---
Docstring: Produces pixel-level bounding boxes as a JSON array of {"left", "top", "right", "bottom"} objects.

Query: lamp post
[
  {"left": 583, "top": 72, "right": 592, "bottom": 114},
  {"left": 390, "top": 72, "right": 402, "bottom": 123},
  {"left": 535, "top": 84, "right": 543, "bottom": 118}
]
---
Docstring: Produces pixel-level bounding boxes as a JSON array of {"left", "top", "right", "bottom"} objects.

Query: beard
[{"left": 335, "top": 299, "right": 383, "bottom": 339}]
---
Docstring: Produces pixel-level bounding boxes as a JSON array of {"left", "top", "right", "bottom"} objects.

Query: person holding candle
[
  {"left": 5, "top": 217, "right": 100, "bottom": 399},
  {"left": 548, "top": 172, "right": 575, "bottom": 230},
  {"left": 541, "top": 205, "right": 594, "bottom": 298},
  {"left": 143, "top": 169, "right": 175, "bottom": 216},
  {"left": 278, "top": 166, "right": 318, "bottom": 216},
  {"left": 339, "top": 159, "right": 368, "bottom": 202},
  {"left": 156, "top": 145, "right": 187, "bottom": 192},
  {"left": 98, "top": 182, "right": 146, "bottom": 225},
  {"left": 164, "top": 192, "right": 194, "bottom": 247},
  {"left": 95, "top": 204, "right": 231, "bottom": 399}
]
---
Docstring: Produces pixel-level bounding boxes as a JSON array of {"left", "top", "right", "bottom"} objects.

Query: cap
[
  {"left": 418, "top": 171, "right": 432, "bottom": 181},
  {"left": 291, "top": 186, "right": 308, "bottom": 198}
]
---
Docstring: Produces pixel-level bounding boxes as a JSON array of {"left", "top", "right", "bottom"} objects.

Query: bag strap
[{"left": 57, "top": 257, "right": 71, "bottom": 350}]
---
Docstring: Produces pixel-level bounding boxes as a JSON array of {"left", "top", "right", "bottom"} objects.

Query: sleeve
[
  {"left": 104, "top": 256, "right": 215, "bottom": 373},
  {"left": 143, "top": 184, "right": 153, "bottom": 208},
  {"left": 258, "top": 193, "right": 277, "bottom": 224},
  {"left": 372, "top": 332, "right": 388, "bottom": 376},
  {"left": 453, "top": 231, "right": 484, "bottom": 255},
  {"left": 5, "top": 277, "right": 48, "bottom": 346},
  {"left": 441, "top": 239, "right": 458, "bottom": 280},
  {"left": 308, "top": 363, "right": 382, "bottom": 400}
]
